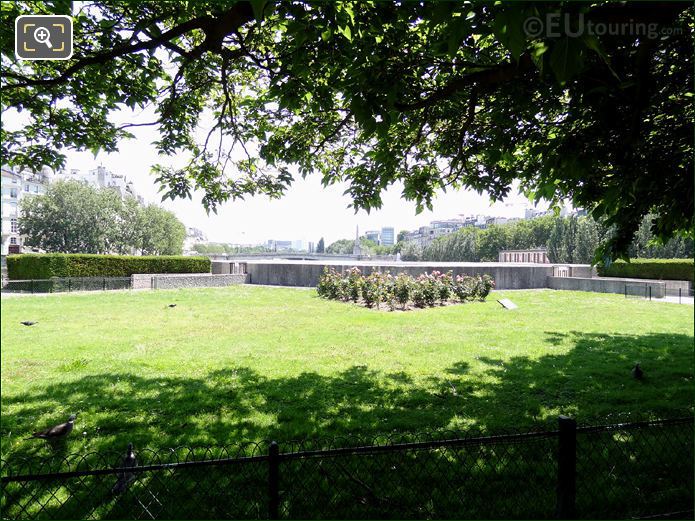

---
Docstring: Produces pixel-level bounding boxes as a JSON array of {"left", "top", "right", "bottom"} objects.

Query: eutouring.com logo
[{"left": 523, "top": 13, "right": 682, "bottom": 40}]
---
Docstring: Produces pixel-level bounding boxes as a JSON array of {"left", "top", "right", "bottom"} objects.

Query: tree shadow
[
  {"left": 1, "top": 331, "right": 692, "bottom": 518},
  {"left": 2, "top": 331, "right": 692, "bottom": 458}
]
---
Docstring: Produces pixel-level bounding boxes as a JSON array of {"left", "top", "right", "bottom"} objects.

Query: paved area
[{"left": 654, "top": 295, "right": 694, "bottom": 305}]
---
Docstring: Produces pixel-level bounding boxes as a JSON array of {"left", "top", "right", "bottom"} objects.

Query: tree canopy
[
  {"left": 20, "top": 180, "right": 186, "bottom": 254},
  {"left": 2, "top": 1, "right": 692, "bottom": 260}
]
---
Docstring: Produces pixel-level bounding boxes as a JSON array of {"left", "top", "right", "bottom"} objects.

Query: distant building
[
  {"left": 524, "top": 208, "right": 549, "bottom": 220},
  {"left": 56, "top": 165, "right": 144, "bottom": 203},
  {"left": 183, "top": 227, "right": 208, "bottom": 252},
  {"left": 267, "top": 240, "right": 293, "bottom": 251},
  {"left": 499, "top": 248, "right": 550, "bottom": 264},
  {"left": 365, "top": 230, "right": 380, "bottom": 244},
  {"left": 1, "top": 165, "right": 51, "bottom": 255},
  {"left": 380, "top": 227, "right": 395, "bottom": 246}
]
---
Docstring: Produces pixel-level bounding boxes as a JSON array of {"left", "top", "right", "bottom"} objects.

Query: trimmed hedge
[
  {"left": 597, "top": 258, "right": 694, "bottom": 282},
  {"left": 6, "top": 254, "right": 211, "bottom": 280}
]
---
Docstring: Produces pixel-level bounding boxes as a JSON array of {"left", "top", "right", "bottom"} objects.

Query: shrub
[
  {"left": 477, "top": 274, "right": 495, "bottom": 300},
  {"left": 346, "top": 267, "right": 363, "bottom": 303},
  {"left": 6, "top": 253, "right": 210, "bottom": 280},
  {"left": 317, "top": 267, "right": 341, "bottom": 299},
  {"left": 452, "top": 274, "right": 476, "bottom": 302},
  {"left": 381, "top": 272, "right": 397, "bottom": 310},
  {"left": 597, "top": 258, "right": 694, "bottom": 282},
  {"left": 361, "top": 272, "right": 384, "bottom": 308},
  {"left": 393, "top": 273, "right": 413, "bottom": 309},
  {"left": 337, "top": 277, "right": 351, "bottom": 301},
  {"left": 315, "top": 267, "right": 495, "bottom": 310},
  {"left": 437, "top": 271, "right": 453, "bottom": 303},
  {"left": 412, "top": 274, "right": 438, "bottom": 308}
]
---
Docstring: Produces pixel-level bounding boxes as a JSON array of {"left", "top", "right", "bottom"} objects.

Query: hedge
[
  {"left": 597, "top": 258, "right": 694, "bottom": 282},
  {"left": 6, "top": 254, "right": 211, "bottom": 280}
]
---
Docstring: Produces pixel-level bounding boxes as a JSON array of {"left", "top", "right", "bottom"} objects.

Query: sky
[{"left": 7, "top": 105, "right": 551, "bottom": 247}]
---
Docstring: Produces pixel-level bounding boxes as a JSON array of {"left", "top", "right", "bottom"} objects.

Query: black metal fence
[
  {"left": 1, "top": 417, "right": 692, "bottom": 520},
  {"left": 1, "top": 277, "right": 132, "bottom": 294},
  {"left": 624, "top": 282, "right": 694, "bottom": 303}
]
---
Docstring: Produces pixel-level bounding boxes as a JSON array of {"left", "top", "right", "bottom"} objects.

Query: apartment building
[{"left": 1, "top": 165, "right": 51, "bottom": 255}]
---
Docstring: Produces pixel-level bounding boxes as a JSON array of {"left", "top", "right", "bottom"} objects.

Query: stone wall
[
  {"left": 546, "top": 275, "right": 666, "bottom": 298},
  {"left": 131, "top": 273, "right": 248, "bottom": 290},
  {"left": 232, "top": 260, "right": 568, "bottom": 289}
]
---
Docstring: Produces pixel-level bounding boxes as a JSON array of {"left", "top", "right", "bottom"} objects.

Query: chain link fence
[
  {"left": 1, "top": 277, "right": 132, "bottom": 294},
  {"left": 1, "top": 417, "right": 691, "bottom": 520}
]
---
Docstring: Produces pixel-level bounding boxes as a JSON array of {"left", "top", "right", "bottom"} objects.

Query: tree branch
[
  {"left": 3, "top": 3, "right": 254, "bottom": 91},
  {"left": 394, "top": 54, "right": 534, "bottom": 111}
]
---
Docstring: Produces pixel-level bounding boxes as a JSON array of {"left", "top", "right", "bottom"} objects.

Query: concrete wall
[
  {"left": 131, "top": 273, "right": 248, "bottom": 290},
  {"left": 547, "top": 276, "right": 666, "bottom": 298},
  {"left": 239, "top": 260, "right": 562, "bottom": 289}
]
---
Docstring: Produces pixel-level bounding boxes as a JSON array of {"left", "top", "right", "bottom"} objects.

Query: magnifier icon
[{"left": 33, "top": 26, "right": 52, "bottom": 48}]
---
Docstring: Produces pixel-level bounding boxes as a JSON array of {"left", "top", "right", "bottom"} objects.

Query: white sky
[{"left": 7, "top": 106, "right": 550, "bottom": 246}]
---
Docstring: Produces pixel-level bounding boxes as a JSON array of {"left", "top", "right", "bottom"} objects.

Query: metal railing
[
  {"left": 1, "top": 417, "right": 691, "bottom": 519},
  {"left": 1, "top": 277, "right": 132, "bottom": 294}
]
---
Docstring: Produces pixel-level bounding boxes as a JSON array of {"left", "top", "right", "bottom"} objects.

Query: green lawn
[{"left": 1, "top": 287, "right": 693, "bottom": 459}]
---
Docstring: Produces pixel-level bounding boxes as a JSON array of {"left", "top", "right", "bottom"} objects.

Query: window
[
  {"left": 10, "top": 188, "right": 17, "bottom": 198},
  {"left": 33, "top": 185, "right": 39, "bottom": 193},
  {"left": 24, "top": 184, "right": 29, "bottom": 192},
  {"left": 11, "top": 218, "right": 18, "bottom": 233},
  {"left": 10, "top": 237, "right": 17, "bottom": 245}
]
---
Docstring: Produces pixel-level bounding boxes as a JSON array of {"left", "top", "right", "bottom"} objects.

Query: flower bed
[{"left": 317, "top": 267, "right": 495, "bottom": 310}]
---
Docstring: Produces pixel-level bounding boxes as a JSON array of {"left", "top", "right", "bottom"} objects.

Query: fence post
[
  {"left": 103, "top": 277, "right": 106, "bottom": 291},
  {"left": 268, "top": 441, "right": 280, "bottom": 520},
  {"left": 679, "top": 287, "right": 682, "bottom": 304},
  {"left": 649, "top": 286, "right": 652, "bottom": 301},
  {"left": 556, "top": 415, "right": 576, "bottom": 519},
  {"left": 31, "top": 279, "right": 34, "bottom": 294},
  {"left": 624, "top": 284, "right": 627, "bottom": 298},
  {"left": 68, "top": 278, "right": 71, "bottom": 292}
]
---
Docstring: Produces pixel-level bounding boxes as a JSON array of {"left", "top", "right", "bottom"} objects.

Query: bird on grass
[
  {"left": 20, "top": 321, "right": 37, "bottom": 326},
  {"left": 25, "top": 414, "right": 76, "bottom": 440},
  {"left": 167, "top": 304, "right": 177, "bottom": 308},
  {"left": 112, "top": 443, "right": 138, "bottom": 495},
  {"left": 632, "top": 363, "right": 644, "bottom": 380}
]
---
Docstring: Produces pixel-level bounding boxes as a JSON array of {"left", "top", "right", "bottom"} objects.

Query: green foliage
[
  {"left": 419, "top": 214, "right": 692, "bottom": 264},
  {"left": 400, "top": 241, "right": 423, "bottom": 261},
  {"left": 411, "top": 274, "right": 439, "bottom": 308},
  {"left": 2, "top": 2, "right": 691, "bottom": 259},
  {"left": 393, "top": 273, "right": 413, "bottom": 310},
  {"left": 192, "top": 243, "right": 269, "bottom": 254},
  {"left": 597, "top": 259, "right": 694, "bottom": 283},
  {"left": 326, "top": 237, "right": 384, "bottom": 255},
  {"left": 361, "top": 271, "right": 384, "bottom": 308},
  {"left": 325, "top": 239, "right": 355, "bottom": 255},
  {"left": 6, "top": 254, "right": 210, "bottom": 280},
  {"left": 19, "top": 181, "right": 186, "bottom": 255},
  {"left": 346, "top": 267, "right": 363, "bottom": 303},
  {"left": 316, "top": 267, "right": 493, "bottom": 309}
]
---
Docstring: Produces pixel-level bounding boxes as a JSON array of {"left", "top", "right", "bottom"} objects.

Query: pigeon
[
  {"left": 112, "top": 443, "right": 138, "bottom": 495},
  {"left": 25, "top": 414, "right": 76, "bottom": 440},
  {"left": 167, "top": 304, "right": 177, "bottom": 308},
  {"left": 20, "top": 321, "right": 37, "bottom": 326},
  {"left": 632, "top": 363, "right": 644, "bottom": 380}
]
